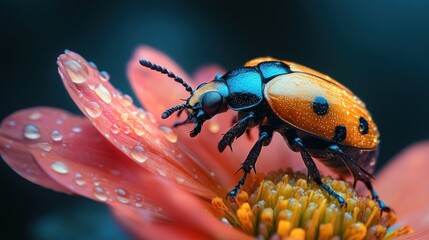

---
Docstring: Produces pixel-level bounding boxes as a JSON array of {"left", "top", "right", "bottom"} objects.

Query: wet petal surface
[
  {"left": 0, "top": 107, "right": 167, "bottom": 212},
  {"left": 58, "top": 50, "right": 219, "bottom": 199}
]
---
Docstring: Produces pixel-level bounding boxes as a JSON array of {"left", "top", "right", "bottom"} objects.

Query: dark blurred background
[{"left": 1, "top": 0, "right": 428, "bottom": 239}]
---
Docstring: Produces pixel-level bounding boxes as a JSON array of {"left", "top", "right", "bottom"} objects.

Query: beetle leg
[
  {"left": 227, "top": 131, "right": 271, "bottom": 200},
  {"left": 291, "top": 137, "right": 347, "bottom": 208},
  {"left": 327, "top": 145, "right": 389, "bottom": 211},
  {"left": 218, "top": 112, "right": 255, "bottom": 152}
]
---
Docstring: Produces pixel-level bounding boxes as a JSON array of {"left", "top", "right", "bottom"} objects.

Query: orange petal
[
  {"left": 58, "top": 50, "right": 219, "bottom": 199},
  {"left": 375, "top": 141, "right": 429, "bottom": 236},
  {"left": 113, "top": 175, "right": 253, "bottom": 240}
]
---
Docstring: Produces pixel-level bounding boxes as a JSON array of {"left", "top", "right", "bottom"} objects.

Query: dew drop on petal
[
  {"left": 72, "top": 126, "right": 82, "bottom": 133},
  {"left": 134, "top": 196, "right": 143, "bottom": 208},
  {"left": 23, "top": 124, "right": 41, "bottom": 140},
  {"left": 123, "top": 94, "right": 133, "bottom": 106},
  {"left": 93, "top": 186, "right": 107, "bottom": 201},
  {"left": 110, "top": 124, "right": 120, "bottom": 134},
  {"left": 50, "top": 130, "right": 63, "bottom": 142},
  {"left": 157, "top": 169, "right": 166, "bottom": 177},
  {"left": 176, "top": 177, "right": 185, "bottom": 184},
  {"left": 100, "top": 71, "right": 110, "bottom": 81},
  {"left": 74, "top": 173, "right": 86, "bottom": 186},
  {"left": 28, "top": 112, "right": 42, "bottom": 120},
  {"left": 115, "top": 188, "right": 130, "bottom": 204},
  {"left": 51, "top": 161, "right": 69, "bottom": 174},
  {"left": 7, "top": 121, "right": 16, "bottom": 127},
  {"left": 120, "top": 145, "right": 129, "bottom": 154},
  {"left": 84, "top": 101, "right": 102, "bottom": 118},
  {"left": 158, "top": 126, "right": 178, "bottom": 143},
  {"left": 130, "top": 145, "right": 148, "bottom": 163},
  {"left": 88, "top": 61, "right": 98, "bottom": 69},
  {"left": 64, "top": 59, "right": 89, "bottom": 84},
  {"left": 123, "top": 126, "right": 131, "bottom": 134},
  {"left": 95, "top": 84, "right": 112, "bottom": 103},
  {"left": 133, "top": 124, "right": 144, "bottom": 136},
  {"left": 34, "top": 142, "right": 52, "bottom": 152}
]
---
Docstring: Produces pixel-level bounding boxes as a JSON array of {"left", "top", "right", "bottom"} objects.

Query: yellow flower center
[{"left": 212, "top": 171, "right": 413, "bottom": 240}]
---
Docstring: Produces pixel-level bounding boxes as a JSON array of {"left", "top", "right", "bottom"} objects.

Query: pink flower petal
[
  {"left": 0, "top": 108, "right": 73, "bottom": 193},
  {"left": 58, "top": 50, "right": 219, "bottom": 199},
  {"left": 0, "top": 107, "right": 167, "bottom": 212},
  {"left": 375, "top": 141, "right": 429, "bottom": 236},
  {"left": 127, "top": 46, "right": 305, "bottom": 192},
  {"left": 113, "top": 175, "right": 253, "bottom": 240}
]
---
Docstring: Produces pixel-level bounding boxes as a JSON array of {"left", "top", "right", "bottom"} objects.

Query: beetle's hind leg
[
  {"left": 226, "top": 130, "right": 271, "bottom": 200},
  {"left": 327, "top": 145, "right": 390, "bottom": 211},
  {"left": 288, "top": 136, "right": 347, "bottom": 207}
]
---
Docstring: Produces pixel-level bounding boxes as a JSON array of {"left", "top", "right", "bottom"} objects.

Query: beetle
[{"left": 139, "top": 57, "right": 389, "bottom": 210}]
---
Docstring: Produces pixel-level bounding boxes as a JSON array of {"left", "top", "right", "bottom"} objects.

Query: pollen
[{"left": 211, "top": 170, "right": 413, "bottom": 240}]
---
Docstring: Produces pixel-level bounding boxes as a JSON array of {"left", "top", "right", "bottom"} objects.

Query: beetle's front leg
[
  {"left": 218, "top": 112, "right": 256, "bottom": 152},
  {"left": 227, "top": 130, "right": 272, "bottom": 200}
]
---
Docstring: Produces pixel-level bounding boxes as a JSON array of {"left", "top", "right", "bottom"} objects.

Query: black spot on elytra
[
  {"left": 359, "top": 117, "right": 369, "bottom": 134},
  {"left": 312, "top": 96, "right": 329, "bottom": 115},
  {"left": 333, "top": 125, "right": 347, "bottom": 142}
]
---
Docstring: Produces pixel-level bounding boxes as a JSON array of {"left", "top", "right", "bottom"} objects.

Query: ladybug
[{"left": 139, "top": 57, "right": 388, "bottom": 210}]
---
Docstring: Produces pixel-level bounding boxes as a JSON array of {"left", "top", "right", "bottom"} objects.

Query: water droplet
[
  {"left": 28, "top": 112, "right": 42, "bottom": 120},
  {"left": 72, "top": 126, "right": 82, "bottom": 133},
  {"left": 123, "top": 126, "right": 131, "bottom": 134},
  {"left": 100, "top": 71, "right": 110, "bottom": 81},
  {"left": 158, "top": 126, "right": 178, "bottom": 143},
  {"left": 51, "top": 161, "right": 69, "bottom": 174},
  {"left": 23, "top": 124, "right": 41, "bottom": 140},
  {"left": 84, "top": 101, "right": 102, "bottom": 118},
  {"left": 50, "top": 130, "right": 63, "bottom": 141},
  {"left": 64, "top": 59, "right": 89, "bottom": 84},
  {"left": 157, "top": 169, "right": 166, "bottom": 176},
  {"left": 135, "top": 202, "right": 143, "bottom": 208},
  {"left": 95, "top": 84, "right": 112, "bottom": 103},
  {"left": 93, "top": 186, "right": 107, "bottom": 201},
  {"left": 120, "top": 145, "right": 129, "bottom": 154},
  {"left": 208, "top": 122, "right": 220, "bottom": 133},
  {"left": 34, "top": 142, "right": 52, "bottom": 152},
  {"left": 121, "top": 113, "right": 129, "bottom": 121},
  {"left": 134, "top": 124, "right": 144, "bottom": 136},
  {"left": 74, "top": 173, "right": 86, "bottom": 186},
  {"left": 146, "top": 112, "right": 156, "bottom": 124},
  {"left": 110, "top": 124, "right": 120, "bottom": 134},
  {"left": 88, "top": 61, "right": 98, "bottom": 69},
  {"left": 123, "top": 94, "right": 133, "bottom": 106},
  {"left": 115, "top": 188, "right": 130, "bottom": 204},
  {"left": 130, "top": 145, "right": 148, "bottom": 163},
  {"left": 55, "top": 119, "right": 63, "bottom": 125},
  {"left": 7, "top": 121, "right": 16, "bottom": 127},
  {"left": 104, "top": 133, "right": 110, "bottom": 139},
  {"left": 176, "top": 177, "right": 185, "bottom": 184},
  {"left": 210, "top": 171, "right": 215, "bottom": 177}
]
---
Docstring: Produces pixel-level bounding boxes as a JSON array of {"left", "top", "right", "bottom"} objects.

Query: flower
[{"left": 0, "top": 46, "right": 428, "bottom": 239}]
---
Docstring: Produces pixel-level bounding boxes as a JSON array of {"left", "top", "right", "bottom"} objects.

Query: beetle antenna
[
  {"left": 162, "top": 104, "right": 189, "bottom": 119},
  {"left": 139, "top": 60, "right": 193, "bottom": 94}
]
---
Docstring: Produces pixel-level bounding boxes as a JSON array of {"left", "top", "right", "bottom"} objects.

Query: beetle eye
[
  {"left": 201, "top": 91, "right": 222, "bottom": 115},
  {"left": 196, "top": 83, "right": 207, "bottom": 89}
]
